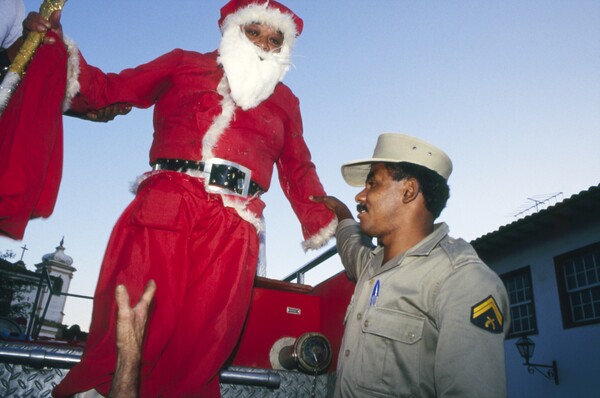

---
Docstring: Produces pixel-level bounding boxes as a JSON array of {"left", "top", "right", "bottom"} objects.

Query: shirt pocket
[{"left": 357, "top": 307, "right": 424, "bottom": 397}]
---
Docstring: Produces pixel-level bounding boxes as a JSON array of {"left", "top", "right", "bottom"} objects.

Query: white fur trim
[
  {"left": 220, "top": 2, "right": 299, "bottom": 52},
  {"left": 62, "top": 35, "right": 80, "bottom": 112},
  {"left": 302, "top": 218, "right": 338, "bottom": 252},
  {"left": 201, "top": 76, "right": 236, "bottom": 160},
  {"left": 129, "top": 171, "right": 157, "bottom": 194},
  {"left": 256, "top": 227, "right": 267, "bottom": 276},
  {"left": 0, "top": 71, "right": 19, "bottom": 116},
  {"left": 222, "top": 195, "right": 265, "bottom": 232}
]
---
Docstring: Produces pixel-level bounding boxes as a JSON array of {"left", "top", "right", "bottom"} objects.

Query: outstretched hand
[
  {"left": 88, "top": 103, "right": 132, "bottom": 122},
  {"left": 311, "top": 195, "right": 354, "bottom": 222},
  {"left": 72, "top": 103, "right": 133, "bottom": 123},
  {"left": 109, "top": 280, "right": 156, "bottom": 398},
  {"left": 114, "top": 280, "right": 156, "bottom": 361}
]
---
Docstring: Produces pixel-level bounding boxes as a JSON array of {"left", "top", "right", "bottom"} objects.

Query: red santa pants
[{"left": 53, "top": 171, "right": 259, "bottom": 398}]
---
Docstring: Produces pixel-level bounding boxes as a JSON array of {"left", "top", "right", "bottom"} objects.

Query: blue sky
[{"left": 2, "top": 0, "right": 599, "bottom": 330}]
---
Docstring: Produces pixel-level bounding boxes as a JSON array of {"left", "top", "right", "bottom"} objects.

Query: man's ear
[{"left": 402, "top": 178, "right": 420, "bottom": 203}]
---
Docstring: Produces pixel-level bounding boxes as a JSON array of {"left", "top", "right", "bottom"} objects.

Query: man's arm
[
  {"left": 1, "top": 0, "right": 25, "bottom": 80},
  {"left": 310, "top": 195, "right": 353, "bottom": 222},
  {"left": 435, "top": 265, "right": 509, "bottom": 397},
  {"left": 109, "top": 280, "right": 156, "bottom": 398},
  {"left": 311, "top": 195, "right": 375, "bottom": 279},
  {"left": 0, "top": 0, "right": 24, "bottom": 50}
]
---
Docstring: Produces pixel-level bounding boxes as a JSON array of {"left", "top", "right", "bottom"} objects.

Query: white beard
[{"left": 218, "top": 26, "right": 292, "bottom": 110}]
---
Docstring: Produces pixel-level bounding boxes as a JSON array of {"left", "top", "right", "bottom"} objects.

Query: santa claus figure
[{"left": 45, "top": 0, "right": 336, "bottom": 397}]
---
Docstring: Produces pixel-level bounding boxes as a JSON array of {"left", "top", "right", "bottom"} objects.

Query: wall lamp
[{"left": 515, "top": 336, "right": 559, "bottom": 385}]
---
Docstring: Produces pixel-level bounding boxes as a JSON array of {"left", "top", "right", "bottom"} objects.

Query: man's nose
[
  {"left": 256, "top": 37, "right": 270, "bottom": 51},
  {"left": 355, "top": 188, "right": 367, "bottom": 203}
]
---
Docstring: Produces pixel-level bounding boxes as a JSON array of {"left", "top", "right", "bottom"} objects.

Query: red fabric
[
  {"left": 218, "top": 0, "right": 304, "bottom": 35},
  {"left": 53, "top": 172, "right": 259, "bottom": 398},
  {"left": 0, "top": 36, "right": 65, "bottom": 240},
  {"left": 67, "top": 49, "right": 334, "bottom": 242}
]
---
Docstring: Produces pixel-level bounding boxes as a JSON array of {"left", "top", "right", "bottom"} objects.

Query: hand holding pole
[{"left": 0, "top": 0, "right": 67, "bottom": 115}]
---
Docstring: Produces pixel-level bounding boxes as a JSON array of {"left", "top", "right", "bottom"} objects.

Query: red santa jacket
[{"left": 68, "top": 49, "right": 336, "bottom": 249}]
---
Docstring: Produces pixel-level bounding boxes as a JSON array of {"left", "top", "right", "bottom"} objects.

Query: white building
[
  {"left": 33, "top": 239, "right": 77, "bottom": 338},
  {"left": 0, "top": 239, "right": 76, "bottom": 339},
  {"left": 472, "top": 184, "right": 600, "bottom": 397}
]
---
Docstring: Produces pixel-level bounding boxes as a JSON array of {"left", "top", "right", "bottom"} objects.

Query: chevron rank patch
[{"left": 470, "top": 295, "right": 504, "bottom": 334}]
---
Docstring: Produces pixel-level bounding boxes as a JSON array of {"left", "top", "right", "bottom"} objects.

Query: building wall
[
  {"left": 488, "top": 222, "right": 600, "bottom": 397},
  {"left": 37, "top": 269, "right": 71, "bottom": 328},
  {"left": 0, "top": 263, "right": 73, "bottom": 338}
]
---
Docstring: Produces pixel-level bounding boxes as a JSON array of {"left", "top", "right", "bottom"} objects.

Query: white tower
[{"left": 34, "top": 238, "right": 76, "bottom": 338}]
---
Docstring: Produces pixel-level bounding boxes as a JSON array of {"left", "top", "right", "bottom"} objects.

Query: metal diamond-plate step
[{"left": 0, "top": 342, "right": 335, "bottom": 397}]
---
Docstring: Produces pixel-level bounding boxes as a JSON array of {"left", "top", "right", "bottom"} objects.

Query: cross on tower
[{"left": 19, "top": 244, "right": 28, "bottom": 261}]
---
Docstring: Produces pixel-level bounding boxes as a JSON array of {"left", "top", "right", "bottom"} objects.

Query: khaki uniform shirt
[{"left": 334, "top": 220, "right": 510, "bottom": 398}]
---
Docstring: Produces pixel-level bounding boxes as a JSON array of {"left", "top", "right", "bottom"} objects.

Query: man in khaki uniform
[{"left": 313, "top": 133, "right": 510, "bottom": 397}]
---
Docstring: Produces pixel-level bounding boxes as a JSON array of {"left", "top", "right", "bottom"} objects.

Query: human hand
[
  {"left": 109, "top": 281, "right": 155, "bottom": 398},
  {"left": 85, "top": 103, "right": 133, "bottom": 122},
  {"left": 23, "top": 10, "right": 63, "bottom": 44},
  {"left": 311, "top": 195, "right": 354, "bottom": 221},
  {"left": 114, "top": 280, "right": 156, "bottom": 362}
]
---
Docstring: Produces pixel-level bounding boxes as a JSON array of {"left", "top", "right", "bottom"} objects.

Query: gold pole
[
  {"left": 9, "top": 0, "right": 68, "bottom": 77},
  {"left": 0, "top": 0, "right": 68, "bottom": 115}
]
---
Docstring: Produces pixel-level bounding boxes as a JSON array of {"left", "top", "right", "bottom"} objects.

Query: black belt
[{"left": 151, "top": 158, "right": 265, "bottom": 197}]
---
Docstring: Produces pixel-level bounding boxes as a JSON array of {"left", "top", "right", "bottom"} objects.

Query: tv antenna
[{"left": 511, "top": 192, "right": 563, "bottom": 219}]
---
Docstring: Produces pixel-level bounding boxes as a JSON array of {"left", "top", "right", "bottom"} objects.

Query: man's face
[
  {"left": 243, "top": 23, "right": 284, "bottom": 53},
  {"left": 355, "top": 163, "right": 407, "bottom": 241}
]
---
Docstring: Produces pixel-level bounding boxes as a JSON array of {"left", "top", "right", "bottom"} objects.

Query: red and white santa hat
[{"left": 218, "top": 0, "right": 303, "bottom": 49}]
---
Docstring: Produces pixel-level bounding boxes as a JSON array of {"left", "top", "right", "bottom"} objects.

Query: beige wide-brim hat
[{"left": 341, "top": 133, "right": 453, "bottom": 187}]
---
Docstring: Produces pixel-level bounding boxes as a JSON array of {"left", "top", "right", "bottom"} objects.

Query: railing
[
  {"left": 282, "top": 246, "right": 338, "bottom": 284},
  {"left": 26, "top": 264, "right": 93, "bottom": 340},
  {"left": 0, "top": 342, "right": 281, "bottom": 389}
]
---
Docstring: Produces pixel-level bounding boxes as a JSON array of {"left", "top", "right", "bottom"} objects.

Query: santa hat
[{"left": 218, "top": 0, "right": 303, "bottom": 49}]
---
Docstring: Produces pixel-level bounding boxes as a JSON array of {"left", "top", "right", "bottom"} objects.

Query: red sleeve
[
  {"left": 276, "top": 96, "right": 337, "bottom": 250},
  {"left": 68, "top": 49, "right": 185, "bottom": 113}
]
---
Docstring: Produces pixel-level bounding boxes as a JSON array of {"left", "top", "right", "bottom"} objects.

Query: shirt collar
[
  {"left": 371, "top": 222, "right": 450, "bottom": 274},
  {"left": 406, "top": 222, "right": 449, "bottom": 256}
]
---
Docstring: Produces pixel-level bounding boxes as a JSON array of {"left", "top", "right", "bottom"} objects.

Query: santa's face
[
  {"left": 218, "top": 20, "right": 292, "bottom": 110},
  {"left": 243, "top": 23, "right": 284, "bottom": 53}
]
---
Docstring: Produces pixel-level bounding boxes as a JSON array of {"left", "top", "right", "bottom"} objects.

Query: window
[
  {"left": 501, "top": 266, "right": 537, "bottom": 337},
  {"left": 555, "top": 241, "right": 600, "bottom": 328},
  {"left": 0, "top": 288, "right": 13, "bottom": 317}
]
